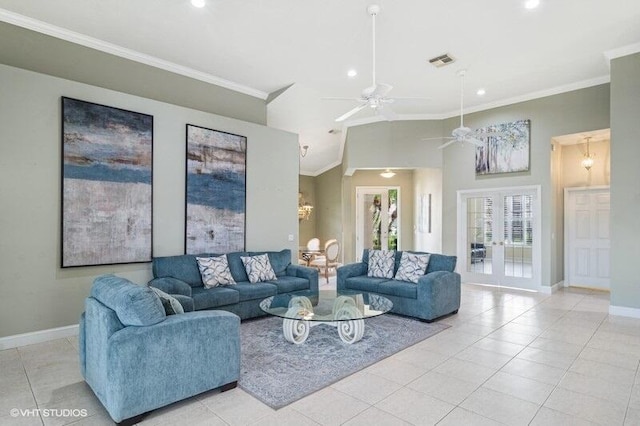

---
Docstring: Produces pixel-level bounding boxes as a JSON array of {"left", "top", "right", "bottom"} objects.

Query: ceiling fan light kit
[{"left": 380, "top": 169, "right": 396, "bottom": 178}]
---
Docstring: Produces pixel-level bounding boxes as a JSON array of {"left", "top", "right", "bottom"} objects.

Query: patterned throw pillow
[
  {"left": 241, "top": 254, "right": 278, "bottom": 283},
  {"left": 196, "top": 255, "right": 236, "bottom": 288},
  {"left": 394, "top": 252, "right": 431, "bottom": 283},
  {"left": 367, "top": 250, "right": 396, "bottom": 279},
  {"left": 150, "top": 287, "right": 185, "bottom": 315}
]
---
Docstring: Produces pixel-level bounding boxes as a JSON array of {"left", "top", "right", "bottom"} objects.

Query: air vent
[{"left": 429, "top": 53, "right": 455, "bottom": 68}]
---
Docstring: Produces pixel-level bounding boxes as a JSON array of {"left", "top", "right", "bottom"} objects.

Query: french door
[
  {"left": 458, "top": 186, "right": 541, "bottom": 291},
  {"left": 355, "top": 187, "right": 400, "bottom": 261}
]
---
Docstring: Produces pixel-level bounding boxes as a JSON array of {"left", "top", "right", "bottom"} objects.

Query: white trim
[
  {"left": 0, "top": 8, "right": 268, "bottom": 100},
  {"left": 539, "top": 281, "right": 563, "bottom": 294},
  {"left": 604, "top": 42, "right": 640, "bottom": 67},
  {"left": 0, "top": 324, "right": 79, "bottom": 350},
  {"left": 303, "top": 159, "right": 343, "bottom": 177},
  {"left": 609, "top": 305, "right": 640, "bottom": 319}
]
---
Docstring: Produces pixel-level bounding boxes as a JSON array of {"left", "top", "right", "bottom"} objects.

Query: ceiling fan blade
[
  {"left": 437, "top": 139, "right": 459, "bottom": 150},
  {"left": 377, "top": 105, "right": 398, "bottom": 121},
  {"left": 321, "top": 97, "right": 363, "bottom": 101},
  {"left": 390, "top": 97, "right": 432, "bottom": 102},
  {"left": 335, "top": 103, "right": 368, "bottom": 122},
  {"left": 422, "top": 136, "right": 453, "bottom": 141}
]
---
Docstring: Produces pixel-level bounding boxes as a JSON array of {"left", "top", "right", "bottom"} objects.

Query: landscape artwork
[
  {"left": 475, "top": 119, "right": 531, "bottom": 175},
  {"left": 61, "top": 97, "right": 153, "bottom": 267},
  {"left": 185, "top": 124, "right": 246, "bottom": 254}
]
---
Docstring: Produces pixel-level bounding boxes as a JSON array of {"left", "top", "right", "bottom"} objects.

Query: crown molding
[
  {"left": 604, "top": 42, "right": 640, "bottom": 68},
  {"left": 0, "top": 8, "right": 269, "bottom": 100}
]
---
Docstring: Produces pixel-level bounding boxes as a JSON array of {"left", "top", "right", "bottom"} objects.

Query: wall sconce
[
  {"left": 299, "top": 145, "right": 309, "bottom": 158},
  {"left": 581, "top": 137, "right": 595, "bottom": 170},
  {"left": 380, "top": 169, "right": 396, "bottom": 178},
  {"left": 298, "top": 192, "right": 313, "bottom": 221}
]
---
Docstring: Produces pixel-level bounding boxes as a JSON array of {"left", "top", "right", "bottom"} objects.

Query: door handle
[
  {"left": 499, "top": 241, "right": 504, "bottom": 246},
  {"left": 492, "top": 241, "right": 497, "bottom": 246}
]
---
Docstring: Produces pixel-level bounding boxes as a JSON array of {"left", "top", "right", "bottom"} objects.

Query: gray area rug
[{"left": 239, "top": 314, "right": 449, "bottom": 409}]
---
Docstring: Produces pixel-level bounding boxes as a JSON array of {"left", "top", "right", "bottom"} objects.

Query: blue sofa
[
  {"left": 337, "top": 250, "right": 461, "bottom": 322},
  {"left": 79, "top": 275, "right": 240, "bottom": 424},
  {"left": 149, "top": 249, "right": 319, "bottom": 320}
]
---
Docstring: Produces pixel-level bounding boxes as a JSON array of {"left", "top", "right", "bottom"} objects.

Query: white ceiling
[{"left": 1, "top": 0, "right": 639, "bottom": 175}]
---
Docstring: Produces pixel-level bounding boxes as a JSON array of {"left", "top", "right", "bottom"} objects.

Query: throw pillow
[
  {"left": 196, "top": 255, "right": 236, "bottom": 288},
  {"left": 394, "top": 252, "right": 431, "bottom": 283},
  {"left": 241, "top": 254, "right": 277, "bottom": 283},
  {"left": 367, "top": 250, "right": 395, "bottom": 279},
  {"left": 150, "top": 287, "right": 185, "bottom": 315}
]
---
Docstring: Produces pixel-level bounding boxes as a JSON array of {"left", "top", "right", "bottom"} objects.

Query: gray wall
[
  {"left": 610, "top": 52, "right": 640, "bottom": 310},
  {"left": 344, "top": 120, "right": 443, "bottom": 173},
  {"left": 441, "top": 84, "right": 610, "bottom": 287},
  {"left": 0, "top": 63, "right": 298, "bottom": 338},
  {"left": 315, "top": 166, "right": 343, "bottom": 257},
  {"left": 0, "top": 22, "right": 266, "bottom": 125}
]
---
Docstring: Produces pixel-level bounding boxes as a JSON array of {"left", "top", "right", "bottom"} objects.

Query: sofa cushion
[
  {"left": 150, "top": 287, "right": 185, "bottom": 315},
  {"left": 233, "top": 282, "right": 278, "bottom": 302},
  {"left": 268, "top": 276, "right": 309, "bottom": 293},
  {"left": 191, "top": 286, "right": 240, "bottom": 310},
  {"left": 152, "top": 254, "right": 203, "bottom": 287},
  {"left": 241, "top": 254, "right": 277, "bottom": 283},
  {"left": 367, "top": 250, "right": 395, "bottom": 278},
  {"left": 196, "top": 255, "right": 236, "bottom": 288},
  {"left": 261, "top": 249, "right": 291, "bottom": 277},
  {"left": 226, "top": 252, "right": 250, "bottom": 282},
  {"left": 424, "top": 253, "right": 457, "bottom": 273},
  {"left": 344, "top": 276, "right": 389, "bottom": 293},
  {"left": 377, "top": 280, "right": 418, "bottom": 299},
  {"left": 91, "top": 275, "right": 166, "bottom": 326},
  {"left": 395, "top": 252, "right": 430, "bottom": 283}
]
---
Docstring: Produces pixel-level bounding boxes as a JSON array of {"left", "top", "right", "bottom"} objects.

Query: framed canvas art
[
  {"left": 185, "top": 124, "right": 247, "bottom": 254},
  {"left": 61, "top": 97, "right": 153, "bottom": 267},
  {"left": 475, "top": 119, "right": 531, "bottom": 175}
]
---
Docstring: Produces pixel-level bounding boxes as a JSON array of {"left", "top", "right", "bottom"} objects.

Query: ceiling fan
[
  {"left": 424, "top": 70, "right": 500, "bottom": 149},
  {"left": 325, "top": 5, "right": 427, "bottom": 122}
]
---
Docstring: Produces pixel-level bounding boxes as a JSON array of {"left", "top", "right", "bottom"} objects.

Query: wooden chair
[{"left": 309, "top": 239, "right": 341, "bottom": 283}]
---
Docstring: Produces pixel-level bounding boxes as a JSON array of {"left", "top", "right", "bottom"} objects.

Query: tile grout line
[{"left": 16, "top": 347, "right": 45, "bottom": 426}]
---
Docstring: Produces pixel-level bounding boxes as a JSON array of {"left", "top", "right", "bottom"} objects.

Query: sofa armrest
[
  {"left": 105, "top": 311, "right": 240, "bottom": 422},
  {"left": 286, "top": 264, "right": 319, "bottom": 293},
  {"left": 148, "top": 277, "right": 192, "bottom": 297},
  {"left": 171, "top": 294, "right": 195, "bottom": 312},
  {"left": 416, "top": 271, "right": 461, "bottom": 320},
  {"left": 337, "top": 263, "right": 368, "bottom": 291}
]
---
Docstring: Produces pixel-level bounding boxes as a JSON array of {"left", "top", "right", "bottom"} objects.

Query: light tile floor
[{"left": 2, "top": 280, "right": 640, "bottom": 425}]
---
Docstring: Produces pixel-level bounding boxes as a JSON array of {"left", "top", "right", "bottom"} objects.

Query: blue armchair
[{"left": 79, "top": 275, "right": 240, "bottom": 424}]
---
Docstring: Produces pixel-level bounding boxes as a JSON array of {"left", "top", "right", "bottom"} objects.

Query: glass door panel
[
  {"left": 356, "top": 187, "right": 400, "bottom": 260},
  {"left": 466, "top": 196, "right": 493, "bottom": 275},
  {"left": 503, "top": 194, "right": 533, "bottom": 279}
]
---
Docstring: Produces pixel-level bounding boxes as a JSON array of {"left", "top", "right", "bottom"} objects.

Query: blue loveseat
[
  {"left": 149, "top": 249, "right": 319, "bottom": 320},
  {"left": 337, "top": 250, "right": 461, "bottom": 322},
  {"left": 80, "top": 275, "right": 240, "bottom": 424}
]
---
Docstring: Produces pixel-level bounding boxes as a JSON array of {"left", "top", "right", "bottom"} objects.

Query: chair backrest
[
  {"left": 324, "top": 239, "right": 340, "bottom": 262},
  {"left": 307, "top": 238, "right": 320, "bottom": 251}
]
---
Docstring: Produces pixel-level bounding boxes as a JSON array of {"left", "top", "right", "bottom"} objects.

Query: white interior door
[
  {"left": 356, "top": 187, "right": 400, "bottom": 261},
  {"left": 458, "top": 187, "right": 541, "bottom": 291},
  {"left": 565, "top": 187, "right": 610, "bottom": 290}
]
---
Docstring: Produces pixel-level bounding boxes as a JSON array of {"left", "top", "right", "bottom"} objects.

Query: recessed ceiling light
[
  {"left": 477, "top": 88, "right": 486, "bottom": 96},
  {"left": 191, "top": 0, "right": 206, "bottom": 8},
  {"left": 347, "top": 69, "right": 358, "bottom": 78},
  {"left": 525, "top": 0, "right": 540, "bottom": 9}
]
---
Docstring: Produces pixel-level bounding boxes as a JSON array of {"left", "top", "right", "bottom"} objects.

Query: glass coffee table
[{"left": 259, "top": 290, "right": 393, "bottom": 344}]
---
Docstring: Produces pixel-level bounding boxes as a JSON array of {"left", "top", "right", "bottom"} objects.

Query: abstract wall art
[
  {"left": 185, "top": 124, "right": 246, "bottom": 254},
  {"left": 61, "top": 97, "right": 153, "bottom": 267},
  {"left": 475, "top": 119, "right": 531, "bottom": 175}
]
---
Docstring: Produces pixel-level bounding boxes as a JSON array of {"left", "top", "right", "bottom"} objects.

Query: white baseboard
[
  {"left": 539, "top": 281, "right": 564, "bottom": 294},
  {"left": 609, "top": 305, "right": 640, "bottom": 319},
  {"left": 0, "top": 324, "right": 79, "bottom": 351}
]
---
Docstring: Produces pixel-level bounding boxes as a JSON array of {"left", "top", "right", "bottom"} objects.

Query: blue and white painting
[
  {"left": 185, "top": 125, "right": 246, "bottom": 254},
  {"left": 62, "top": 97, "right": 153, "bottom": 267},
  {"left": 475, "top": 119, "right": 530, "bottom": 175}
]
